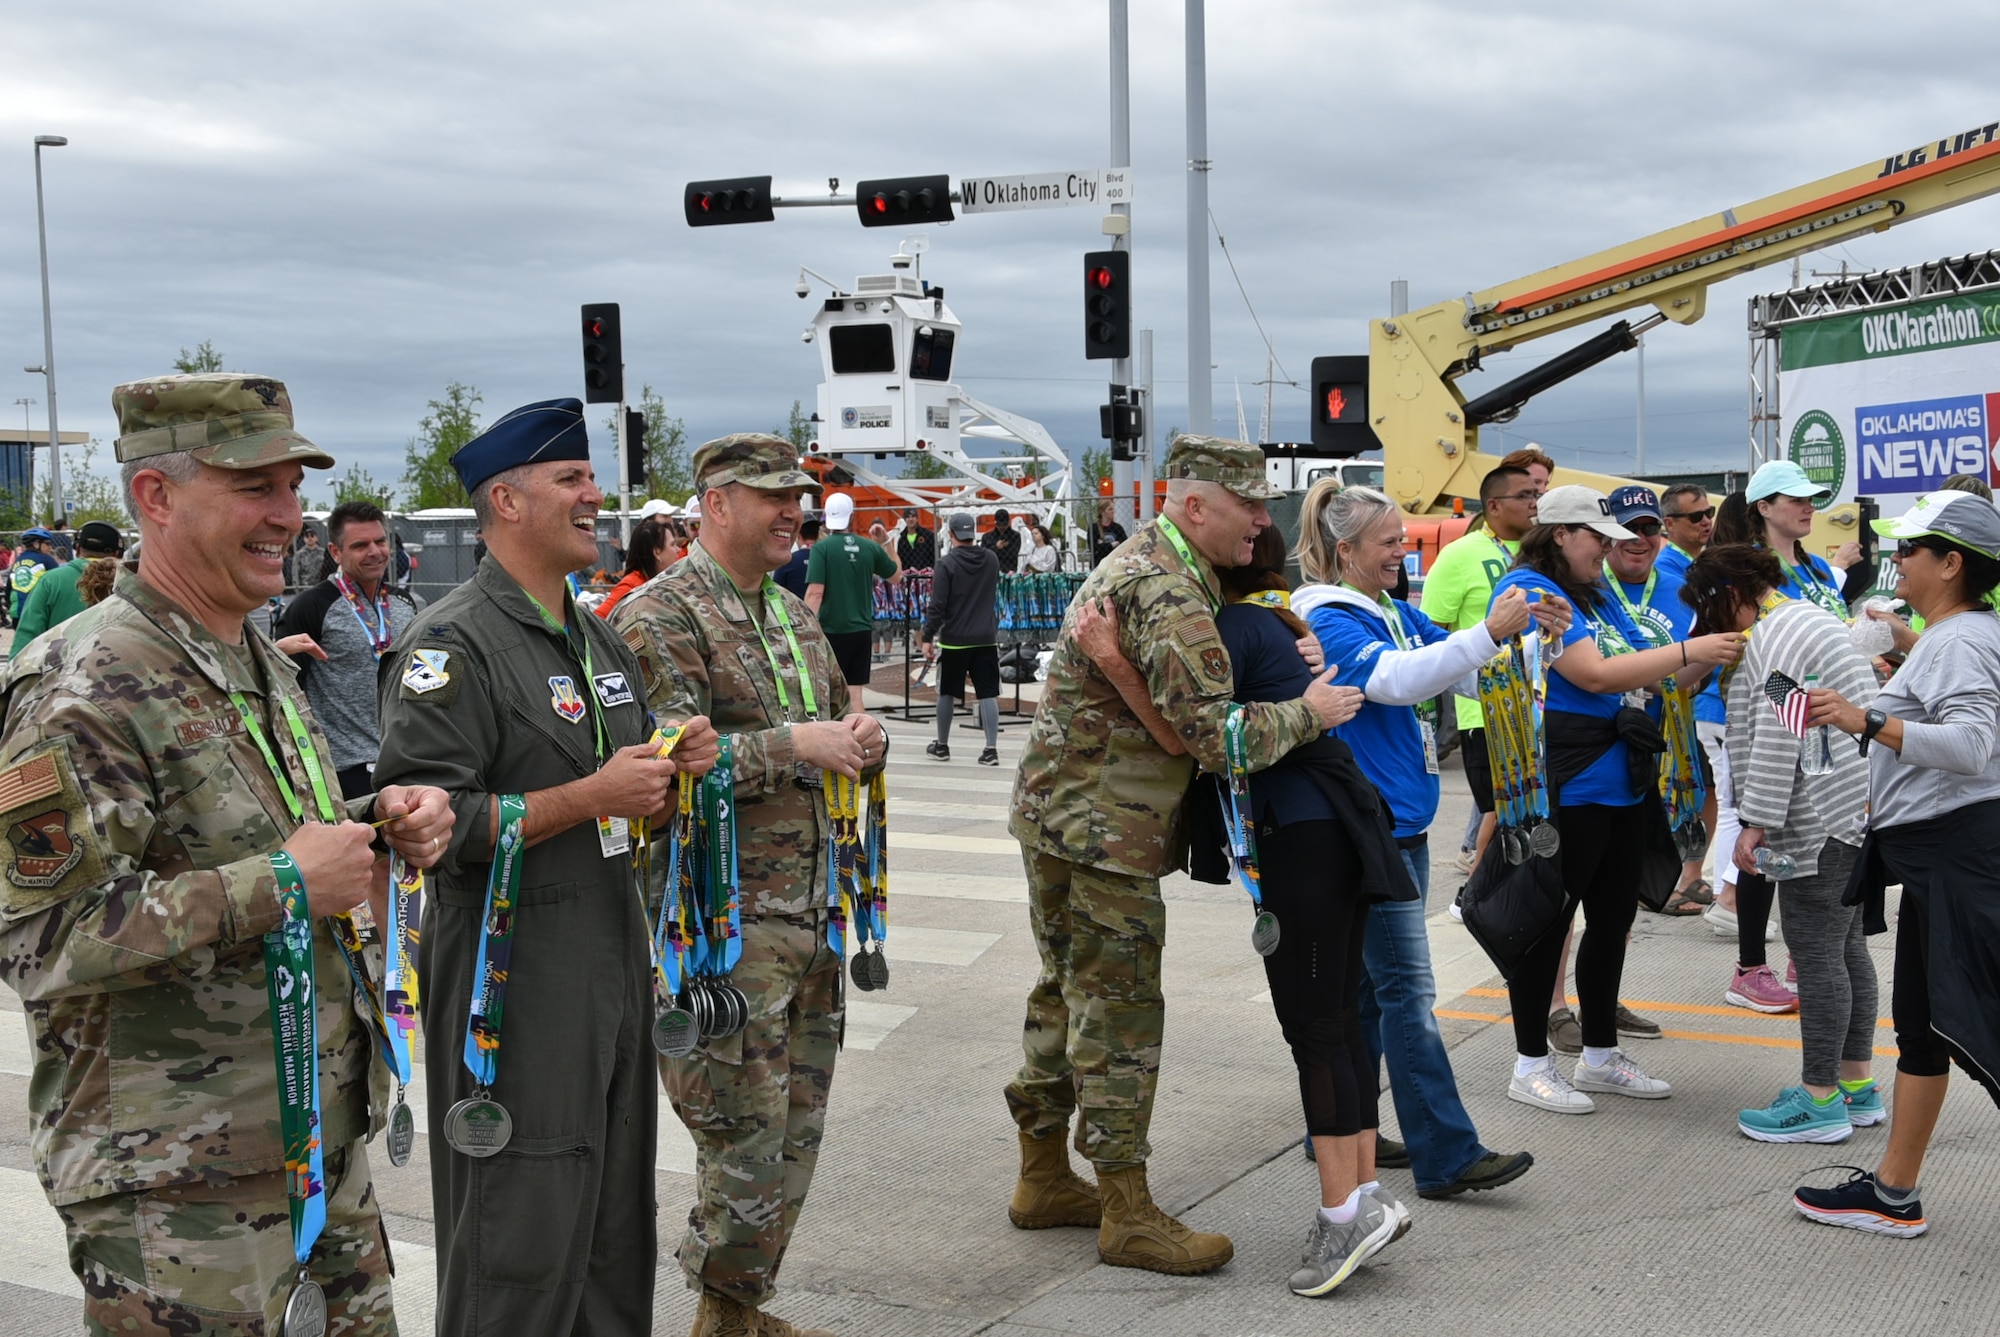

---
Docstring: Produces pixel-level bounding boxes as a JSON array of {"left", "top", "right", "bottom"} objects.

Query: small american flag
[{"left": 1763, "top": 670, "right": 1811, "bottom": 739}]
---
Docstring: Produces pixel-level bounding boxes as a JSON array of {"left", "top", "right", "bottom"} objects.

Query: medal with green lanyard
[
  {"left": 1353, "top": 585, "right": 1440, "bottom": 774},
  {"left": 228, "top": 670, "right": 349, "bottom": 1337},
  {"left": 634, "top": 725, "right": 702, "bottom": 1058},
  {"left": 1605, "top": 564, "right": 1710, "bottom": 857}
]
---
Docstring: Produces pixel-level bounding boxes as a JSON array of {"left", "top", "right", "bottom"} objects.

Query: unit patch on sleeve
[
  {"left": 0, "top": 741, "right": 108, "bottom": 915},
  {"left": 592, "top": 672, "right": 635, "bottom": 707},
  {"left": 399, "top": 649, "right": 457, "bottom": 704}
]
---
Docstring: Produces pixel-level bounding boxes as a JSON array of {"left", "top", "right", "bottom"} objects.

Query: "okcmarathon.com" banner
[{"left": 1779, "top": 286, "right": 2000, "bottom": 521}]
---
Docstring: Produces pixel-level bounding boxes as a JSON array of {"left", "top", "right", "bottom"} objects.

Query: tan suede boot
[
  {"left": 1094, "top": 1164, "right": 1235, "bottom": 1275},
  {"left": 690, "top": 1293, "right": 835, "bottom": 1337},
  {"left": 1008, "top": 1131, "right": 1103, "bottom": 1229}
]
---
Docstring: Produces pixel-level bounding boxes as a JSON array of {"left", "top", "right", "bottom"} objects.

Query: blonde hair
[{"left": 1296, "top": 481, "right": 1399, "bottom": 585}]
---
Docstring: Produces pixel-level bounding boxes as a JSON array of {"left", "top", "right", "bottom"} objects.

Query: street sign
[{"left": 958, "top": 168, "right": 1133, "bottom": 215}]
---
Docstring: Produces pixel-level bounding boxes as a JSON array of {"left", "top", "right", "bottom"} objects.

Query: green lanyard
[
  {"left": 746, "top": 577, "right": 821, "bottom": 720},
  {"left": 1345, "top": 585, "right": 1438, "bottom": 727},
  {"left": 1790, "top": 557, "right": 1848, "bottom": 616},
  {"left": 229, "top": 689, "right": 339, "bottom": 825},
  {"left": 264, "top": 852, "right": 326, "bottom": 1269},
  {"left": 524, "top": 589, "right": 612, "bottom": 764},
  {"left": 1156, "top": 516, "right": 1221, "bottom": 615},
  {"left": 1602, "top": 564, "right": 1667, "bottom": 648}
]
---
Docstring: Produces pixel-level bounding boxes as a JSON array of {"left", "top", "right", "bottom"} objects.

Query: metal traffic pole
[
  {"left": 1108, "top": 0, "right": 1135, "bottom": 531},
  {"left": 1185, "top": 0, "right": 1212, "bottom": 436},
  {"left": 33, "top": 134, "right": 68, "bottom": 525}
]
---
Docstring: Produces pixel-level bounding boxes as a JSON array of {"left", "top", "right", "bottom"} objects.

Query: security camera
[
  {"left": 795, "top": 280, "right": 811, "bottom": 299},
  {"left": 917, "top": 324, "right": 933, "bottom": 336},
  {"left": 801, "top": 329, "right": 814, "bottom": 343}
]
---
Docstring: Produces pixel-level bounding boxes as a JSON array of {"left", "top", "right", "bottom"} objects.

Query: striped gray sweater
[{"left": 1722, "top": 600, "right": 1875, "bottom": 878}]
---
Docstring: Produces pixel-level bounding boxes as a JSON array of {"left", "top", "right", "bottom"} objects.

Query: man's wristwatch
[{"left": 1860, "top": 707, "right": 1888, "bottom": 756}]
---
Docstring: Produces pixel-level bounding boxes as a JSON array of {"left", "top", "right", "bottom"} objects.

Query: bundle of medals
[
  {"left": 1658, "top": 679, "right": 1710, "bottom": 860},
  {"left": 997, "top": 572, "right": 1086, "bottom": 633},
  {"left": 1476, "top": 632, "right": 1561, "bottom": 864},
  {"left": 825, "top": 770, "right": 891, "bottom": 990},
  {"left": 1219, "top": 706, "right": 1281, "bottom": 956},
  {"left": 874, "top": 573, "right": 931, "bottom": 630},
  {"left": 636, "top": 730, "right": 746, "bottom": 1057}
]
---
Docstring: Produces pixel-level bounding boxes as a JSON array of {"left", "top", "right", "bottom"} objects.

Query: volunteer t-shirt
[
  {"left": 1420, "top": 530, "right": 1517, "bottom": 731},
  {"left": 1311, "top": 596, "right": 1453, "bottom": 838},
  {"left": 1491, "top": 567, "right": 1647, "bottom": 808},
  {"left": 805, "top": 532, "right": 897, "bottom": 635}
]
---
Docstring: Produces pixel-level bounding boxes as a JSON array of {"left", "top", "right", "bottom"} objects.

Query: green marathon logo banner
[
  {"left": 1778, "top": 280, "right": 2000, "bottom": 526},
  {"left": 1787, "top": 410, "right": 1845, "bottom": 510}
]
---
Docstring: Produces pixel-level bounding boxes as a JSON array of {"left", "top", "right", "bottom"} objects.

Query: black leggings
[
  {"left": 1736, "top": 870, "right": 1775, "bottom": 968},
  {"left": 1255, "top": 816, "right": 1378, "bottom": 1138},
  {"left": 1508, "top": 801, "right": 1645, "bottom": 1056}
]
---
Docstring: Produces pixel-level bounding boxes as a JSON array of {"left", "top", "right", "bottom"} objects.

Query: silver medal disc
[
  {"left": 386, "top": 1099, "right": 416, "bottom": 1168},
  {"left": 442, "top": 1095, "right": 512, "bottom": 1158},
  {"left": 283, "top": 1277, "right": 328, "bottom": 1337},
  {"left": 1249, "top": 910, "right": 1281, "bottom": 957},
  {"left": 654, "top": 1007, "right": 700, "bottom": 1057},
  {"left": 1530, "top": 822, "right": 1562, "bottom": 859},
  {"left": 1503, "top": 828, "right": 1528, "bottom": 865},
  {"left": 850, "top": 949, "right": 876, "bottom": 992},
  {"left": 867, "top": 950, "right": 890, "bottom": 991}
]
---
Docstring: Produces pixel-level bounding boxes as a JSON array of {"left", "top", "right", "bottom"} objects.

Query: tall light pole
[
  {"left": 14, "top": 398, "right": 34, "bottom": 443},
  {"left": 33, "top": 134, "right": 68, "bottom": 526},
  {"left": 1185, "top": 0, "right": 1212, "bottom": 436},
  {"left": 1108, "top": 0, "right": 1134, "bottom": 526}
]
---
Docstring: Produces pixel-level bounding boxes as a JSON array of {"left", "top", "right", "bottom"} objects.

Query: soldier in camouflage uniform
[
  {"left": 612, "top": 434, "right": 888, "bottom": 1337},
  {"left": 371, "top": 399, "right": 717, "bottom": 1336},
  {"left": 1005, "top": 435, "right": 1354, "bottom": 1275},
  {"left": 0, "top": 374, "right": 455, "bottom": 1335}
]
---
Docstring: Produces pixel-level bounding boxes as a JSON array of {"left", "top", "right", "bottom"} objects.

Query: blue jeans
[{"left": 1359, "top": 842, "right": 1489, "bottom": 1191}]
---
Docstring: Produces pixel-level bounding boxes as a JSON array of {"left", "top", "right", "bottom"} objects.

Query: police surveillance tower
[{"left": 799, "top": 238, "right": 1073, "bottom": 510}]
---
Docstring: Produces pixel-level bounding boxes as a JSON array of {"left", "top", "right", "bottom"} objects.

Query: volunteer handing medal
[{"left": 446, "top": 794, "right": 526, "bottom": 1157}]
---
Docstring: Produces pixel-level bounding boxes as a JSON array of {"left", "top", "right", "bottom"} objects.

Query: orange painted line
[
  {"left": 1492, "top": 136, "right": 2000, "bottom": 315},
  {"left": 1437, "top": 1004, "right": 1902, "bottom": 1058},
  {"left": 1462, "top": 987, "right": 1893, "bottom": 1027},
  {"left": 1435, "top": 1008, "right": 1508, "bottom": 1022}
]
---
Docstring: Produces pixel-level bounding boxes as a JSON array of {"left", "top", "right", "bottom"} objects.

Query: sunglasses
[
  {"left": 1625, "top": 519, "right": 1663, "bottom": 538},
  {"left": 1894, "top": 539, "right": 1936, "bottom": 559},
  {"left": 1666, "top": 507, "right": 1715, "bottom": 523}
]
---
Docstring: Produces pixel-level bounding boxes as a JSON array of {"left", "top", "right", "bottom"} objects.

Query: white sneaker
[
  {"left": 1448, "top": 887, "right": 1466, "bottom": 923},
  {"left": 1508, "top": 1062, "right": 1595, "bottom": 1114},
  {"left": 1573, "top": 1050, "right": 1672, "bottom": 1099},
  {"left": 1453, "top": 849, "right": 1477, "bottom": 876},
  {"left": 1702, "top": 900, "right": 1738, "bottom": 936}
]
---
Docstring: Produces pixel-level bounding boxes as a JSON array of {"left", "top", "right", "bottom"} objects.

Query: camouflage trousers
[
  {"left": 59, "top": 1140, "right": 397, "bottom": 1336},
  {"left": 662, "top": 910, "right": 842, "bottom": 1308},
  {"left": 1005, "top": 848, "right": 1166, "bottom": 1170}
]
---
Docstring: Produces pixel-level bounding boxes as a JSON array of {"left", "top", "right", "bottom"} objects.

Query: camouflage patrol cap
[
  {"left": 691, "top": 433, "right": 822, "bottom": 493},
  {"left": 112, "top": 374, "right": 335, "bottom": 470},
  {"left": 1163, "top": 434, "right": 1281, "bottom": 500}
]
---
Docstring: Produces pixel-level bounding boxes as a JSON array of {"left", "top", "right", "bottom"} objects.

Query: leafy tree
[
  {"left": 901, "top": 450, "right": 954, "bottom": 480},
  {"left": 400, "top": 382, "right": 482, "bottom": 511},
  {"left": 608, "top": 385, "right": 692, "bottom": 503},
  {"left": 35, "top": 441, "right": 129, "bottom": 525},
  {"left": 1079, "top": 445, "right": 1114, "bottom": 493},
  {"left": 772, "top": 399, "right": 812, "bottom": 453},
  {"left": 334, "top": 463, "right": 395, "bottom": 509},
  {"left": 173, "top": 340, "right": 225, "bottom": 373}
]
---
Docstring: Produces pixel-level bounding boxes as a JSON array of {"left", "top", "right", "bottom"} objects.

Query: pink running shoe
[
  {"left": 1727, "top": 964, "right": 1799, "bottom": 1014},
  {"left": 1784, "top": 958, "right": 1798, "bottom": 993}
]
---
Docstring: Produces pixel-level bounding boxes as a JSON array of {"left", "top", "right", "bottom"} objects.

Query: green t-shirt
[
  {"left": 805, "top": 532, "right": 897, "bottom": 634},
  {"left": 1418, "top": 530, "right": 1518, "bottom": 730}
]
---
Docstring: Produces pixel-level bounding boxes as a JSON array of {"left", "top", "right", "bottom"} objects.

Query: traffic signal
[
  {"left": 1083, "top": 251, "right": 1130, "bottom": 361},
  {"left": 624, "top": 408, "right": 647, "bottom": 489},
  {"left": 684, "top": 176, "right": 775, "bottom": 227},
  {"left": 1309, "top": 355, "right": 1379, "bottom": 457},
  {"left": 580, "top": 304, "right": 623, "bottom": 404},
  {"left": 1101, "top": 385, "right": 1142, "bottom": 459},
  {"left": 855, "top": 175, "right": 953, "bottom": 228}
]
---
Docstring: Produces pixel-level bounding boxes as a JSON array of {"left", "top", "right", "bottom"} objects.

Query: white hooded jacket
[{"left": 1289, "top": 583, "right": 1501, "bottom": 704}]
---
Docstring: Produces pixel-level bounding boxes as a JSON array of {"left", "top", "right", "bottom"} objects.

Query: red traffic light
[
  {"left": 870, "top": 193, "right": 890, "bottom": 215},
  {"left": 684, "top": 176, "right": 775, "bottom": 228},
  {"left": 584, "top": 317, "right": 606, "bottom": 339},
  {"left": 1090, "top": 266, "right": 1116, "bottom": 290}
]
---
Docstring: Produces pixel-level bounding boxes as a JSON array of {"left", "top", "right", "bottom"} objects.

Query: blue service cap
[{"left": 451, "top": 398, "right": 592, "bottom": 493}]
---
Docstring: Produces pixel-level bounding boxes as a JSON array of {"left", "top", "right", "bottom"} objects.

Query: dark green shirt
[
  {"left": 10, "top": 557, "right": 90, "bottom": 656},
  {"left": 804, "top": 532, "right": 896, "bottom": 635}
]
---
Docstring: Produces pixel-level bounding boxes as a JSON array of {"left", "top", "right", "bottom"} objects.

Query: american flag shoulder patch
[{"left": 0, "top": 752, "right": 63, "bottom": 815}]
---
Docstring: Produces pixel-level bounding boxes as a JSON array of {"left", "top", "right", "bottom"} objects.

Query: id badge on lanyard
[{"left": 598, "top": 815, "right": 631, "bottom": 857}]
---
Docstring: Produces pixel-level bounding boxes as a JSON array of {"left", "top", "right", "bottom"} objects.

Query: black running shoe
[
  {"left": 1794, "top": 1166, "right": 1926, "bottom": 1237},
  {"left": 977, "top": 747, "right": 1000, "bottom": 766},
  {"left": 925, "top": 741, "right": 950, "bottom": 762}
]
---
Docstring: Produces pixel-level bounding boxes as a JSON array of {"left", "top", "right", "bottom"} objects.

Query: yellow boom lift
[{"left": 1356, "top": 120, "right": 2000, "bottom": 543}]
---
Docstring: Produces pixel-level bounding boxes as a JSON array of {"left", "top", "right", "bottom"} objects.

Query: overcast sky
[{"left": 5, "top": 0, "right": 1999, "bottom": 505}]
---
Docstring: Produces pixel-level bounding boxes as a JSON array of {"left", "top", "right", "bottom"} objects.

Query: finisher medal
[
  {"left": 385, "top": 1093, "right": 416, "bottom": 1169},
  {"left": 442, "top": 1093, "right": 513, "bottom": 1158},
  {"left": 1530, "top": 822, "right": 1562, "bottom": 859},
  {"left": 867, "top": 946, "right": 891, "bottom": 991},
  {"left": 850, "top": 949, "right": 877, "bottom": 992},
  {"left": 654, "top": 1006, "right": 700, "bottom": 1058},
  {"left": 1250, "top": 909, "right": 1282, "bottom": 958},
  {"left": 283, "top": 1269, "right": 329, "bottom": 1337}
]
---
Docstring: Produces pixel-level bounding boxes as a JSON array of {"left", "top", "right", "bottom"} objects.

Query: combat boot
[
  {"left": 1008, "top": 1131, "right": 1102, "bottom": 1229},
  {"left": 689, "top": 1293, "right": 835, "bottom": 1337},
  {"left": 1095, "top": 1163, "right": 1235, "bottom": 1275}
]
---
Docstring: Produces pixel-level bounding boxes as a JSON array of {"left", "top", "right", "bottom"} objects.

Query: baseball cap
[
  {"left": 1536, "top": 484, "right": 1636, "bottom": 540},
  {"left": 1608, "top": 485, "right": 1662, "bottom": 529},
  {"left": 75, "top": 521, "right": 124, "bottom": 556},
  {"left": 1871, "top": 490, "right": 2000, "bottom": 560},
  {"left": 112, "top": 374, "right": 335, "bottom": 471},
  {"left": 1746, "top": 459, "right": 1830, "bottom": 503},
  {"left": 690, "top": 433, "right": 821, "bottom": 494},
  {"left": 948, "top": 511, "right": 975, "bottom": 540},
  {"left": 824, "top": 493, "right": 855, "bottom": 532},
  {"left": 1162, "top": 435, "right": 1283, "bottom": 501}
]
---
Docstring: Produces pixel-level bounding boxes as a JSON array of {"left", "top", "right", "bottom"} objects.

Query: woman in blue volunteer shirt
[
  {"left": 1744, "top": 460, "right": 1861, "bottom": 617},
  {"left": 1489, "top": 486, "right": 1743, "bottom": 1116},
  {"left": 1292, "top": 483, "right": 1549, "bottom": 1204}
]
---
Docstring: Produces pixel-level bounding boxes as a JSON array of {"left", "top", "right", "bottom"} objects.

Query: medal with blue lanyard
[
  {"left": 444, "top": 794, "right": 525, "bottom": 1159},
  {"left": 1605, "top": 564, "right": 1709, "bottom": 857},
  {"left": 635, "top": 724, "right": 703, "bottom": 1057},
  {"left": 1222, "top": 706, "right": 1281, "bottom": 956}
]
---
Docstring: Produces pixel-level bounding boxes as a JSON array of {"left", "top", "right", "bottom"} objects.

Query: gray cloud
[{"left": 5, "top": 0, "right": 1997, "bottom": 503}]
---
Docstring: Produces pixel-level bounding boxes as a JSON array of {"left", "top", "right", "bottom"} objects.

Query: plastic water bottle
[
  {"left": 1800, "top": 672, "right": 1836, "bottom": 776},
  {"left": 1754, "top": 846, "right": 1798, "bottom": 880}
]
